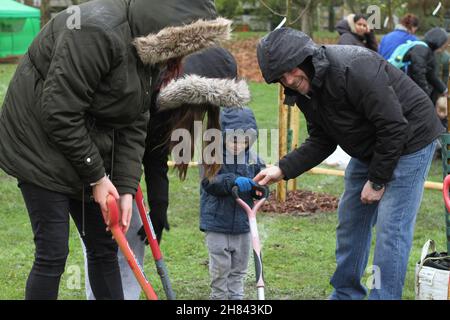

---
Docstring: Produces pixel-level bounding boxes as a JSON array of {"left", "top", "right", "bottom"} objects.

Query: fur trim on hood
[
  {"left": 133, "top": 17, "right": 232, "bottom": 65},
  {"left": 156, "top": 75, "right": 251, "bottom": 111},
  {"left": 346, "top": 14, "right": 357, "bottom": 33}
]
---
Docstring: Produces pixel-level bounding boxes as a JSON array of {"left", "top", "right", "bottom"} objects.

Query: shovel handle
[
  {"left": 135, "top": 186, "right": 176, "bottom": 300},
  {"left": 106, "top": 195, "right": 158, "bottom": 300},
  {"left": 136, "top": 186, "right": 162, "bottom": 260}
]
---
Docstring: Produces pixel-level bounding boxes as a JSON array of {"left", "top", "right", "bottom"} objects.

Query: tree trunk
[
  {"left": 387, "top": 0, "right": 394, "bottom": 31},
  {"left": 344, "top": 0, "right": 355, "bottom": 16},
  {"left": 328, "top": 3, "right": 335, "bottom": 32},
  {"left": 301, "top": 4, "right": 314, "bottom": 38},
  {"left": 40, "top": 0, "right": 51, "bottom": 28}
]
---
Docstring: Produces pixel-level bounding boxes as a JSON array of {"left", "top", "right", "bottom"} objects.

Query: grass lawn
[{"left": 0, "top": 63, "right": 447, "bottom": 300}]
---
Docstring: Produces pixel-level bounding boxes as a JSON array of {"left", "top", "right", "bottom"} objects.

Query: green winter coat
[{"left": 0, "top": 0, "right": 216, "bottom": 198}]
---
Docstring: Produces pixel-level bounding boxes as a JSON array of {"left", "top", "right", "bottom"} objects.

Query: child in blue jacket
[{"left": 200, "top": 107, "right": 265, "bottom": 300}]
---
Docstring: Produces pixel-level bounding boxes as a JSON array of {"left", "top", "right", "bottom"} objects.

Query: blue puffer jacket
[
  {"left": 200, "top": 107, "right": 265, "bottom": 234},
  {"left": 379, "top": 28, "right": 418, "bottom": 60}
]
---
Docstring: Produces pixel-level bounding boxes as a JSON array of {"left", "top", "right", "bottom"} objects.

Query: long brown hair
[
  {"left": 163, "top": 104, "right": 222, "bottom": 181},
  {"left": 155, "top": 58, "right": 222, "bottom": 181}
]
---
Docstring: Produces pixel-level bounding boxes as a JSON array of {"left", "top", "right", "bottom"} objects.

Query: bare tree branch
[
  {"left": 289, "top": 0, "right": 313, "bottom": 25},
  {"left": 259, "top": 0, "right": 286, "bottom": 17}
]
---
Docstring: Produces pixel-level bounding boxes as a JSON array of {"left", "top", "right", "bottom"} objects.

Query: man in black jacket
[{"left": 254, "top": 28, "right": 443, "bottom": 300}]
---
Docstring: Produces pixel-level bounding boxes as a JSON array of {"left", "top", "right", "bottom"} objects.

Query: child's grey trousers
[{"left": 205, "top": 231, "right": 251, "bottom": 300}]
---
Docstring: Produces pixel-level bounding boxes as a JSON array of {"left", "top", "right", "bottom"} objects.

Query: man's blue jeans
[{"left": 329, "top": 141, "right": 436, "bottom": 300}]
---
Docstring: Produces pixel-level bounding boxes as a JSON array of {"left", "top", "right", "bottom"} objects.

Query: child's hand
[{"left": 234, "top": 177, "right": 256, "bottom": 192}]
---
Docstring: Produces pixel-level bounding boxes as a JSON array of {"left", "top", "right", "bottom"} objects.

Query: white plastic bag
[
  {"left": 323, "top": 146, "right": 351, "bottom": 170},
  {"left": 415, "top": 240, "right": 450, "bottom": 300}
]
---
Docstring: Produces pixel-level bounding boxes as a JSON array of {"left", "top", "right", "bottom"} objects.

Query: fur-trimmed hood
[
  {"left": 157, "top": 75, "right": 250, "bottom": 111},
  {"left": 133, "top": 18, "right": 232, "bottom": 65},
  {"left": 335, "top": 14, "right": 358, "bottom": 36},
  {"left": 156, "top": 47, "right": 250, "bottom": 112}
]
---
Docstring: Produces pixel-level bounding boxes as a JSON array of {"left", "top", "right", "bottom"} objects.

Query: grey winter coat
[
  {"left": 0, "top": 0, "right": 218, "bottom": 197},
  {"left": 257, "top": 28, "right": 444, "bottom": 185}
]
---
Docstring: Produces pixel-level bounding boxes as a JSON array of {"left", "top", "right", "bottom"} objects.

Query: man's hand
[
  {"left": 119, "top": 194, "right": 133, "bottom": 234},
  {"left": 361, "top": 180, "right": 385, "bottom": 204},
  {"left": 92, "top": 175, "right": 120, "bottom": 226},
  {"left": 253, "top": 166, "right": 285, "bottom": 186},
  {"left": 436, "top": 95, "right": 447, "bottom": 119}
]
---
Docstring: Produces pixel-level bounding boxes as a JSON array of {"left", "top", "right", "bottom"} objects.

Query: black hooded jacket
[
  {"left": 404, "top": 27, "right": 448, "bottom": 100},
  {"left": 257, "top": 28, "right": 444, "bottom": 185}
]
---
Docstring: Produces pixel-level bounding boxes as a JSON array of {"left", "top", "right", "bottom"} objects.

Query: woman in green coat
[{"left": 0, "top": 0, "right": 230, "bottom": 299}]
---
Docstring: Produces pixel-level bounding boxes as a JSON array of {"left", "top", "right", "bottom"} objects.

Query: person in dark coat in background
[
  {"left": 255, "top": 28, "right": 443, "bottom": 300},
  {"left": 379, "top": 13, "right": 419, "bottom": 60},
  {"left": 141, "top": 114, "right": 172, "bottom": 244},
  {"left": 434, "top": 49, "right": 449, "bottom": 133},
  {"left": 200, "top": 107, "right": 265, "bottom": 300},
  {"left": 435, "top": 49, "right": 450, "bottom": 85},
  {"left": 336, "top": 13, "right": 378, "bottom": 51},
  {"left": 404, "top": 27, "right": 449, "bottom": 104},
  {"left": 0, "top": 0, "right": 230, "bottom": 300}
]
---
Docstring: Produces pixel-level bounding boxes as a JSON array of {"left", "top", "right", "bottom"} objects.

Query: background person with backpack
[
  {"left": 434, "top": 49, "right": 449, "bottom": 131},
  {"left": 379, "top": 14, "right": 420, "bottom": 60},
  {"left": 388, "top": 27, "right": 448, "bottom": 105}
]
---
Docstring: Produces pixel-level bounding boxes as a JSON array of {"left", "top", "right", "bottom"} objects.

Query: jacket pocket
[{"left": 89, "top": 126, "right": 113, "bottom": 171}]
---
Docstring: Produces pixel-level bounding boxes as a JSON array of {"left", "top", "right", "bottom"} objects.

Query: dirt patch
[
  {"left": 261, "top": 190, "right": 339, "bottom": 216},
  {"left": 223, "top": 37, "right": 263, "bottom": 82}
]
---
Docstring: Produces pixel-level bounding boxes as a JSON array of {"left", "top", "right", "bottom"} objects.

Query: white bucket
[{"left": 415, "top": 240, "right": 450, "bottom": 300}]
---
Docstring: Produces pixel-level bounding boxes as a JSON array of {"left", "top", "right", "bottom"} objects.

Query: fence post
[{"left": 277, "top": 85, "right": 288, "bottom": 202}]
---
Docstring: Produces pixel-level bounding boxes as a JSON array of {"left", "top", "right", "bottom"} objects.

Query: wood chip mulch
[{"left": 260, "top": 190, "right": 339, "bottom": 216}]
